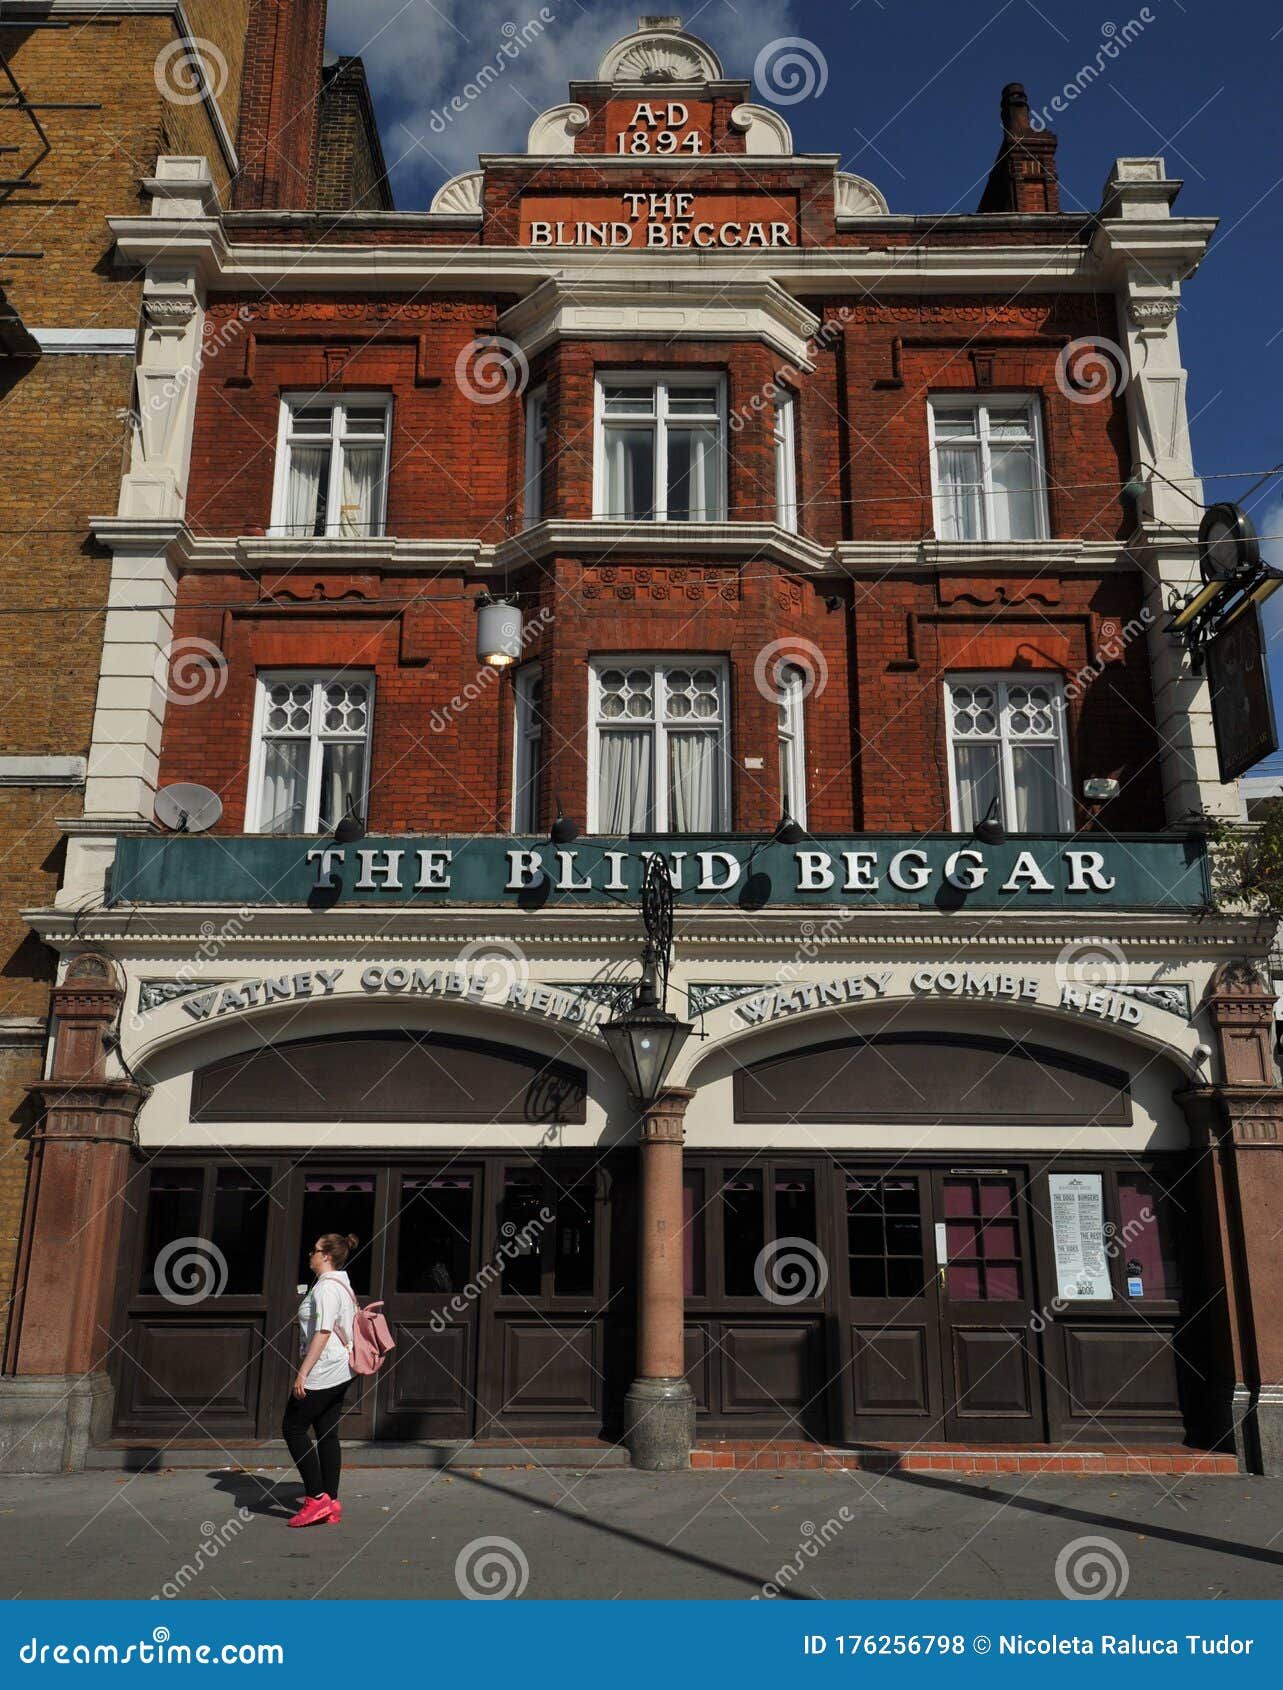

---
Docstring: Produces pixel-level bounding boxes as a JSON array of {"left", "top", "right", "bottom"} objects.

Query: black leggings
[{"left": 282, "top": 1379, "right": 350, "bottom": 1498}]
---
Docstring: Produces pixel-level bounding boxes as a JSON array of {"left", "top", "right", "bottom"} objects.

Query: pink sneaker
[
  {"left": 326, "top": 1499, "right": 342, "bottom": 1525},
  {"left": 287, "top": 1494, "right": 333, "bottom": 1528}
]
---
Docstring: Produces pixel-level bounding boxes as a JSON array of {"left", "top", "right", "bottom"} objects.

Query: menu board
[{"left": 1048, "top": 1173, "right": 1110, "bottom": 1300}]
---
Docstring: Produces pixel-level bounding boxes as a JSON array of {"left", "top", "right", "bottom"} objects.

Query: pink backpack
[{"left": 334, "top": 1282, "right": 396, "bottom": 1375}]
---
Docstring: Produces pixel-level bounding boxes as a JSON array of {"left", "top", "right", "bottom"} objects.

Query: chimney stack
[{"left": 977, "top": 81, "right": 1060, "bottom": 214}]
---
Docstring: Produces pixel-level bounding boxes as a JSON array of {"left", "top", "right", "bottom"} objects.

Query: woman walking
[{"left": 283, "top": 1232, "right": 358, "bottom": 1527}]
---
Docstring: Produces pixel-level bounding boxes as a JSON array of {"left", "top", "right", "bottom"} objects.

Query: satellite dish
[{"left": 154, "top": 783, "right": 223, "bottom": 834}]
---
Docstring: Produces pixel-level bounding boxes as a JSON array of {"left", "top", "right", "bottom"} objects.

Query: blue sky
[{"left": 327, "top": 0, "right": 1283, "bottom": 773}]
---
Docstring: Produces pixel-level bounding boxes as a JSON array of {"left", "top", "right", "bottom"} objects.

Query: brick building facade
[
  {"left": 3, "top": 15, "right": 1281, "bottom": 1478},
  {"left": 0, "top": 0, "right": 387, "bottom": 1459}
]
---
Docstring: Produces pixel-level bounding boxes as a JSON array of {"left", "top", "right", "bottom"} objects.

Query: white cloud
[{"left": 325, "top": 0, "right": 798, "bottom": 205}]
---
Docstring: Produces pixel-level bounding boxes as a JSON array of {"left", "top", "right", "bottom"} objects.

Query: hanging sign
[
  {"left": 1207, "top": 604, "right": 1278, "bottom": 782},
  {"left": 1048, "top": 1172, "right": 1111, "bottom": 1300}
]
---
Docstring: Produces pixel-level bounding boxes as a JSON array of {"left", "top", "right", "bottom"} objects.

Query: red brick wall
[
  {"left": 173, "top": 288, "right": 1160, "bottom": 838},
  {"left": 234, "top": 0, "right": 327, "bottom": 209}
]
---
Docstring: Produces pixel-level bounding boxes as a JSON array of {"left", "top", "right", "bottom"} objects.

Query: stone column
[
  {"left": 1093, "top": 158, "right": 1235, "bottom": 824},
  {"left": 0, "top": 954, "right": 143, "bottom": 1472},
  {"left": 623, "top": 1086, "right": 696, "bottom": 1471},
  {"left": 1181, "top": 963, "right": 1283, "bottom": 1474}
]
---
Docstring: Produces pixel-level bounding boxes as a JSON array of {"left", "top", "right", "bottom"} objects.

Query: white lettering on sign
[
  {"left": 526, "top": 190, "right": 794, "bottom": 248},
  {"left": 184, "top": 968, "right": 345, "bottom": 1020},
  {"left": 300, "top": 844, "right": 1137, "bottom": 900},
  {"left": 180, "top": 967, "right": 607, "bottom": 1028},
  {"left": 616, "top": 102, "right": 703, "bottom": 155},
  {"left": 733, "top": 973, "right": 891, "bottom": 1025},
  {"left": 730, "top": 969, "right": 1148, "bottom": 1030}
]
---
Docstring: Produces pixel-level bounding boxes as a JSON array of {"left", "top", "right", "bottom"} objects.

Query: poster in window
[
  {"left": 1207, "top": 604, "right": 1278, "bottom": 783},
  {"left": 1048, "top": 1173, "right": 1110, "bottom": 1300}
]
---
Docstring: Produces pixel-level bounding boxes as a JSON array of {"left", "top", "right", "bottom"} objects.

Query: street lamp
[{"left": 600, "top": 854, "right": 692, "bottom": 1105}]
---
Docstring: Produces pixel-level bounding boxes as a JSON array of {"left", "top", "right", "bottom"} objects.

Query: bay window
[
  {"left": 929, "top": 396, "right": 1047, "bottom": 541},
  {"left": 594, "top": 374, "right": 725, "bottom": 521},
  {"left": 272, "top": 395, "right": 390, "bottom": 538},
  {"left": 945, "top": 675, "right": 1072, "bottom": 832},
  {"left": 248, "top": 672, "right": 374, "bottom": 834},
  {"left": 590, "top": 659, "right": 728, "bottom": 833}
]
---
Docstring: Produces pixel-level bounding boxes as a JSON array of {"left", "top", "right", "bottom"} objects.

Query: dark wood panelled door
[
  {"left": 376, "top": 1169, "right": 481, "bottom": 1439},
  {"left": 933, "top": 1171, "right": 1045, "bottom": 1441},
  {"left": 274, "top": 1170, "right": 388, "bottom": 1440},
  {"left": 835, "top": 1170, "right": 946, "bottom": 1443},
  {"left": 478, "top": 1160, "right": 612, "bottom": 1437}
]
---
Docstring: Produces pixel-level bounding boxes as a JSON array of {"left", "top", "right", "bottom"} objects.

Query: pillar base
[
  {"left": 1247, "top": 1386, "right": 1283, "bottom": 1475},
  {"left": 623, "top": 1377, "right": 695, "bottom": 1471},
  {"left": 0, "top": 1373, "right": 114, "bottom": 1473}
]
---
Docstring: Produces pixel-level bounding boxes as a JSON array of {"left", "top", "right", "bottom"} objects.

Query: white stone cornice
[
  {"left": 497, "top": 275, "right": 821, "bottom": 369},
  {"left": 475, "top": 152, "right": 841, "bottom": 170},
  {"left": 1091, "top": 218, "right": 1217, "bottom": 285},
  {"left": 89, "top": 515, "right": 187, "bottom": 553},
  {"left": 499, "top": 519, "right": 830, "bottom": 572},
  {"left": 109, "top": 222, "right": 1124, "bottom": 297},
  {"left": 831, "top": 538, "right": 1136, "bottom": 575},
  {"left": 110, "top": 525, "right": 1153, "bottom": 581},
  {"left": 23, "top": 902, "right": 1270, "bottom": 957}
]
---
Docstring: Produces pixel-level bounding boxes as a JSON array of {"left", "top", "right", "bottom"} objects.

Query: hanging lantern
[{"left": 475, "top": 595, "right": 522, "bottom": 667}]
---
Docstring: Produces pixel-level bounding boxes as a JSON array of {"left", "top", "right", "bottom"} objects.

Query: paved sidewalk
[{"left": 0, "top": 1467, "right": 1279, "bottom": 1600}]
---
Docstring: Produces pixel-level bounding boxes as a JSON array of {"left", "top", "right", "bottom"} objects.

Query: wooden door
[
  {"left": 933, "top": 1171, "right": 1045, "bottom": 1442},
  {"left": 477, "top": 1158, "right": 613, "bottom": 1438},
  {"left": 834, "top": 1169, "right": 947, "bottom": 1443},
  {"left": 273, "top": 1169, "right": 389, "bottom": 1440},
  {"left": 376, "top": 1168, "right": 481, "bottom": 1439}
]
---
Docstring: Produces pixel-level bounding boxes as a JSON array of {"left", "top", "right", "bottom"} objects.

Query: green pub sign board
[{"left": 110, "top": 833, "right": 1210, "bottom": 913}]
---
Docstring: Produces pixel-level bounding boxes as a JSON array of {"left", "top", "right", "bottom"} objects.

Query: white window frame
[
  {"left": 587, "top": 656, "right": 731, "bottom": 833},
  {"left": 512, "top": 664, "right": 544, "bottom": 832},
  {"left": 776, "top": 662, "right": 807, "bottom": 826},
  {"left": 773, "top": 388, "right": 798, "bottom": 533},
  {"left": 523, "top": 386, "right": 548, "bottom": 528},
  {"left": 927, "top": 394, "right": 1049, "bottom": 542},
  {"left": 943, "top": 673, "right": 1072, "bottom": 833},
  {"left": 270, "top": 392, "right": 392, "bottom": 539},
  {"left": 592, "top": 372, "right": 727, "bottom": 522},
  {"left": 245, "top": 669, "right": 375, "bottom": 834}
]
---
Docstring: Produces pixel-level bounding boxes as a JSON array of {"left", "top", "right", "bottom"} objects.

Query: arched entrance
[{"left": 109, "top": 1022, "right": 636, "bottom": 1446}]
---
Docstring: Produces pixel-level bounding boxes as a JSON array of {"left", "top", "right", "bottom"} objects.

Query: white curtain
[
  {"left": 284, "top": 445, "right": 328, "bottom": 536},
  {"left": 669, "top": 732, "right": 718, "bottom": 831},
  {"left": 598, "top": 731, "right": 652, "bottom": 831},
  {"left": 339, "top": 446, "right": 380, "bottom": 537},
  {"left": 989, "top": 445, "right": 1037, "bottom": 540},
  {"left": 603, "top": 428, "right": 654, "bottom": 519},
  {"left": 318, "top": 741, "right": 365, "bottom": 832},
  {"left": 668, "top": 425, "right": 718, "bottom": 521},
  {"left": 954, "top": 743, "right": 1001, "bottom": 832},
  {"left": 1011, "top": 745, "right": 1061, "bottom": 831},
  {"left": 258, "top": 741, "right": 308, "bottom": 832},
  {"left": 935, "top": 445, "right": 983, "bottom": 540}
]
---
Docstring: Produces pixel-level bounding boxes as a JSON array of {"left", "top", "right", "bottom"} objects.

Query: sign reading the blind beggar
[
  {"left": 521, "top": 190, "right": 797, "bottom": 247},
  {"left": 1048, "top": 1172, "right": 1111, "bottom": 1300},
  {"left": 111, "top": 833, "right": 1211, "bottom": 911}
]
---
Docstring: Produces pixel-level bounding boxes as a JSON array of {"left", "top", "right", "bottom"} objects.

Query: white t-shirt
[{"left": 297, "top": 1270, "right": 354, "bottom": 1391}]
